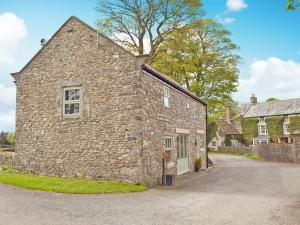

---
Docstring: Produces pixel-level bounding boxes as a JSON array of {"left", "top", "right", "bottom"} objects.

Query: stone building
[
  {"left": 11, "top": 16, "right": 207, "bottom": 186},
  {"left": 243, "top": 95, "right": 300, "bottom": 144},
  {"left": 208, "top": 105, "right": 243, "bottom": 148}
]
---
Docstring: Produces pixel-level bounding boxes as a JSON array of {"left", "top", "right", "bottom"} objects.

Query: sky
[{"left": 0, "top": 0, "right": 300, "bottom": 131}]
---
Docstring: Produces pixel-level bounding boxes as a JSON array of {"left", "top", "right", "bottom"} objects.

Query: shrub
[{"left": 194, "top": 157, "right": 202, "bottom": 172}]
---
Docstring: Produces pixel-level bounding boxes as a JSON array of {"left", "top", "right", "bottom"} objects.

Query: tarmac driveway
[{"left": 1, "top": 154, "right": 300, "bottom": 225}]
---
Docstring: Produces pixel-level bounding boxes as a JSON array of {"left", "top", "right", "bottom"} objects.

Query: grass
[
  {"left": 209, "top": 151, "right": 261, "bottom": 161},
  {"left": 0, "top": 166, "right": 146, "bottom": 194}
]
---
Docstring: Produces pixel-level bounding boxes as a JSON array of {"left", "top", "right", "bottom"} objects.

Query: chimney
[
  {"left": 226, "top": 105, "right": 232, "bottom": 123},
  {"left": 40, "top": 38, "right": 47, "bottom": 46},
  {"left": 250, "top": 94, "right": 257, "bottom": 105}
]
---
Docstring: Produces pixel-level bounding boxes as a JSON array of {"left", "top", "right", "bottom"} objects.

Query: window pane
[
  {"left": 64, "top": 103, "right": 80, "bottom": 115},
  {"left": 181, "top": 135, "right": 184, "bottom": 159},
  {"left": 177, "top": 136, "right": 180, "bottom": 158},
  {"left": 65, "top": 90, "right": 70, "bottom": 101},
  {"left": 65, "top": 89, "right": 80, "bottom": 101},
  {"left": 184, "top": 135, "right": 186, "bottom": 158},
  {"left": 164, "top": 96, "right": 170, "bottom": 107},
  {"left": 74, "top": 89, "right": 80, "bottom": 100}
]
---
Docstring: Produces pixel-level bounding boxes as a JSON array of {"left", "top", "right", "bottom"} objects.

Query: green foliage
[
  {"left": 286, "top": 0, "right": 300, "bottom": 11},
  {"left": 152, "top": 19, "right": 240, "bottom": 118},
  {"left": 96, "top": 0, "right": 204, "bottom": 56},
  {"left": 290, "top": 116, "right": 300, "bottom": 133},
  {"left": 194, "top": 157, "right": 202, "bottom": 171},
  {"left": 265, "top": 116, "right": 284, "bottom": 143},
  {"left": 209, "top": 101, "right": 239, "bottom": 121},
  {"left": 208, "top": 121, "right": 218, "bottom": 143},
  {"left": 0, "top": 132, "right": 15, "bottom": 146},
  {"left": 0, "top": 170, "right": 146, "bottom": 194},
  {"left": 224, "top": 134, "right": 244, "bottom": 146},
  {"left": 6, "top": 133, "right": 15, "bottom": 146},
  {"left": 266, "top": 98, "right": 278, "bottom": 102},
  {"left": 241, "top": 118, "right": 259, "bottom": 146},
  {"left": 208, "top": 151, "right": 261, "bottom": 161}
]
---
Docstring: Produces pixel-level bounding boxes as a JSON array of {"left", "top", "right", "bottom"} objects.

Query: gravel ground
[{"left": 1, "top": 154, "right": 300, "bottom": 225}]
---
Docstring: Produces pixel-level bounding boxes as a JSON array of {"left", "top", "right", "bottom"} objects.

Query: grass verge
[
  {"left": 0, "top": 166, "right": 146, "bottom": 194},
  {"left": 208, "top": 151, "right": 261, "bottom": 161}
]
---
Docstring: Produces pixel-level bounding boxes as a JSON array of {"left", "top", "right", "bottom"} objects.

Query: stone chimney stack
[
  {"left": 250, "top": 94, "right": 257, "bottom": 105},
  {"left": 226, "top": 105, "right": 232, "bottom": 123}
]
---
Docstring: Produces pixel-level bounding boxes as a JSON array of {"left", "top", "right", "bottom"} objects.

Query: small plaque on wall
[{"left": 126, "top": 132, "right": 137, "bottom": 141}]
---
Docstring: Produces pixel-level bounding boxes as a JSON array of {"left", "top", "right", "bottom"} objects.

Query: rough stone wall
[
  {"left": 0, "top": 151, "right": 15, "bottom": 166},
  {"left": 216, "top": 146, "right": 253, "bottom": 155},
  {"left": 250, "top": 144, "right": 295, "bottom": 162},
  {"left": 139, "top": 71, "right": 207, "bottom": 185},
  {"left": 14, "top": 17, "right": 144, "bottom": 183}
]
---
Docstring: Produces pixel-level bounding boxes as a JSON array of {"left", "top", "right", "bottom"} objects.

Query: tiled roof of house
[
  {"left": 243, "top": 98, "right": 300, "bottom": 118},
  {"left": 216, "top": 120, "right": 241, "bottom": 135}
]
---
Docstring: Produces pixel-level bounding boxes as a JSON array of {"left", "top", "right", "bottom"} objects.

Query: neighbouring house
[
  {"left": 11, "top": 16, "right": 207, "bottom": 186},
  {"left": 242, "top": 95, "right": 300, "bottom": 145},
  {"left": 208, "top": 105, "right": 243, "bottom": 149}
]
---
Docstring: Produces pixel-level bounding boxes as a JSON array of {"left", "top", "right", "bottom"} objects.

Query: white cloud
[
  {"left": 216, "top": 15, "right": 236, "bottom": 24},
  {"left": 0, "top": 12, "right": 27, "bottom": 64},
  {"left": 113, "top": 33, "right": 151, "bottom": 54},
  {"left": 0, "top": 111, "right": 15, "bottom": 132},
  {"left": 0, "top": 84, "right": 16, "bottom": 109},
  {"left": 227, "top": 0, "right": 248, "bottom": 11},
  {"left": 236, "top": 57, "right": 300, "bottom": 102}
]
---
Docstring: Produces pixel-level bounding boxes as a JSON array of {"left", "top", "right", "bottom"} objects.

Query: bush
[{"left": 194, "top": 157, "right": 202, "bottom": 172}]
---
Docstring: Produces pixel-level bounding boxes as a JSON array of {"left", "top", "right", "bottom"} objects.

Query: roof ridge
[{"left": 255, "top": 97, "right": 300, "bottom": 105}]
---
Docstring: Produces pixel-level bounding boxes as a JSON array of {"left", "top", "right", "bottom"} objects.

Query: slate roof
[
  {"left": 142, "top": 65, "right": 207, "bottom": 105},
  {"left": 243, "top": 98, "right": 300, "bottom": 118},
  {"left": 216, "top": 120, "right": 241, "bottom": 135}
]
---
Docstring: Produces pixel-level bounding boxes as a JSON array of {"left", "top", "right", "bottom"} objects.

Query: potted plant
[{"left": 194, "top": 157, "right": 202, "bottom": 172}]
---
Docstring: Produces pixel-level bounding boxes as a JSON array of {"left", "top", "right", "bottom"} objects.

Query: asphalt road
[{"left": 1, "top": 154, "right": 300, "bottom": 225}]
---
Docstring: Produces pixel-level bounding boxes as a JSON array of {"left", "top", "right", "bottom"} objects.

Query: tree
[
  {"left": 286, "top": 0, "right": 300, "bottom": 11},
  {"left": 0, "top": 132, "right": 9, "bottom": 145},
  {"left": 6, "top": 133, "right": 15, "bottom": 146},
  {"left": 96, "top": 0, "right": 203, "bottom": 58},
  {"left": 266, "top": 97, "right": 278, "bottom": 102},
  {"left": 152, "top": 19, "right": 240, "bottom": 117}
]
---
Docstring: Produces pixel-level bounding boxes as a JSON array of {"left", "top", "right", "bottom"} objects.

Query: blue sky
[{"left": 0, "top": 0, "right": 300, "bottom": 131}]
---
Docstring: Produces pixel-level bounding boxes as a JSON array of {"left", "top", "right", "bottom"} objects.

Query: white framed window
[
  {"left": 212, "top": 141, "right": 216, "bottom": 146},
  {"left": 198, "top": 134, "right": 205, "bottom": 148},
  {"left": 259, "top": 124, "right": 268, "bottom": 134},
  {"left": 260, "top": 139, "right": 269, "bottom": 144},
  {"left": 63, "top": 87, "right": 81, "bottom": 116},
  {"left": 283, "top": 123, "right": 290, "bottom": 134},
  {"left": 253, "top": 139, "right": 269, "bottom": 145},
  {"left": 163, "top": 87, "right": 170, "bottom": 108},
  {"left": 165, "top": 137, "right": 173, "bottom": 150}
]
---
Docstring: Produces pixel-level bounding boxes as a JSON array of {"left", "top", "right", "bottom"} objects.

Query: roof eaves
[{"left": 142, "top": 65, "right": 207, "bottom": 106}]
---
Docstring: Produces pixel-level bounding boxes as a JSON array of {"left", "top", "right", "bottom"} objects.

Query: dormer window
[
  {"left": 63, "top": 87, "right": 81, "bottom": 116},
  {"left": 163, "top": 87, "right": 170, "bottom": 108}
]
